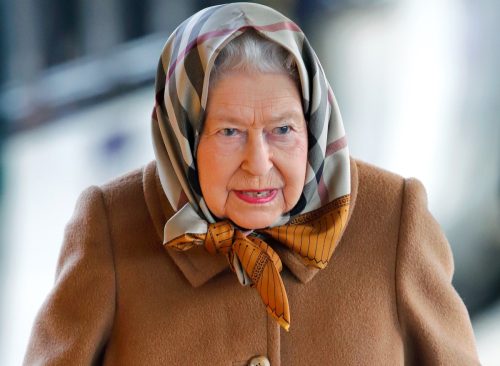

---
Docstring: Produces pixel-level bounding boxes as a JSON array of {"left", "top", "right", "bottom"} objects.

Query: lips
[
  {"left": 241, "top": 190, "right": 273, "bottom": 198},
  {"left": 234, "top": 189, "right": 278, "bottom": 204}
]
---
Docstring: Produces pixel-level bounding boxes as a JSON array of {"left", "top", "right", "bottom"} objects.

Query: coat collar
[{"left": 143, "top": 158, "right": 359, "bottom": 288}]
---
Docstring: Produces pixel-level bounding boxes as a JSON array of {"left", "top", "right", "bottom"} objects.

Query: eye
[
  {"left": 272, "top": 125, "right": 291, "bottom": 135},
  {"left": 219, "top": 128, "right": 239, "bottom": 136}
]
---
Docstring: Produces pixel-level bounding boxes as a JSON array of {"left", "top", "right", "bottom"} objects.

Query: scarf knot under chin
[{"left": 165, "top": 194, "right": 350, "bottom": 331}]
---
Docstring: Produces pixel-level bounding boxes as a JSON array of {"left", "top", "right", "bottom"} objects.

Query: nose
[{"left": 241, "top": 132, "right": 273, "bottom": 176}]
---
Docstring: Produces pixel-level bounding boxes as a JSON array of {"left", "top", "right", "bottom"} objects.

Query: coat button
[{"left": 248, "top": 355, "right": 270, "bottom": 366}]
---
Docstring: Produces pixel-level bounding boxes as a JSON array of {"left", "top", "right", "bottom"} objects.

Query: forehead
[{"left": 206, "top": 71, "right": 303, "bottom": 121}]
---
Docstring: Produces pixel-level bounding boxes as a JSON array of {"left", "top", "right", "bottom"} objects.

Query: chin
[{"left": 230, "top": 216, "right": 276, "bottom": 230}]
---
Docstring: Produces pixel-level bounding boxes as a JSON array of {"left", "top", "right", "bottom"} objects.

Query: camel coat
[{"left": 23, "top": 157, "right": 480, "bottom": 365}]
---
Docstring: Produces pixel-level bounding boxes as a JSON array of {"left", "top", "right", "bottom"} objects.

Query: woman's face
[{"left": 197, "top": 71, "right": 308, "bottom": 229}]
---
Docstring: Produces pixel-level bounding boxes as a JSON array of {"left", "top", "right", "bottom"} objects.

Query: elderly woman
[{"left": 24, "top": 3, "right": 479, "bottom": 365}]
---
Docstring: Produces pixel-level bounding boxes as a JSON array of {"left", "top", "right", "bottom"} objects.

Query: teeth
[{"left": 242, "top": 190, "right": 271, "bottom": 197}]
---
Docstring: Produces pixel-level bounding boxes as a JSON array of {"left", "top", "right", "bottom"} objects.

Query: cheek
[
  {"left": 278, "top": 133, "right": 308, "bottom": 208},
  {"left": 198, "top": 143, "right": 238, "bottom": 186},
  {"left": 197, "top": 140, "right": 236, "bottom": 216},
  {"left": 287, "top": 131, "right": 308, "bottom": 175}
]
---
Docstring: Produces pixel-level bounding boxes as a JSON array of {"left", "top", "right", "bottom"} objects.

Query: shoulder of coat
[
  {"left": 352, "top": 157, "right": 404, "bottom": 185},
  {"left": 95, "top": 164, "right": 147, "bottom": 208},
  {"left": 350, "top": 156, "right": 405, "bottom": 204}
]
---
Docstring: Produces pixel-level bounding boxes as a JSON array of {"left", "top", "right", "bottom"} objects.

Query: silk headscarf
[{"left": 151, "top": 2, "right": 350, "bottom": 329}]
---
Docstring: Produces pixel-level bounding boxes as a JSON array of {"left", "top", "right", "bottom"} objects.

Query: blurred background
[{"left": 0, "top": 0, "right": 498, "bottom": 364}]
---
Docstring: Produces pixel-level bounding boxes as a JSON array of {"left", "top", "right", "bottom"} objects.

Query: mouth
[{"left": 234, "top": 189, "right": 278, "bottom": 204}]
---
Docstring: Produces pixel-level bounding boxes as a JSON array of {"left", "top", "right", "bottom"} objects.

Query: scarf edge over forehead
[{"left": 151, "top": 2, "right": 350, "bottom": 233}]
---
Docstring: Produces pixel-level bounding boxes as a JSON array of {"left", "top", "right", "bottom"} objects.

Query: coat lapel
[{"left": 143, "top": 158, "right": 358, "bottom": 287}]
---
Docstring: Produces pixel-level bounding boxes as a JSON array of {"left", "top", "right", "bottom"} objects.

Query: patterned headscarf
[
  {"left": 151, "top": 3, "right": 350, "bottom": 330},
  {"left": 152, "top": 2, "right": 350, "bottom": 225}
]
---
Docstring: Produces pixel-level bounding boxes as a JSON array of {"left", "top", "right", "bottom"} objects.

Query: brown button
[{"left": 248, "top": 355, "right": 270, "bottom": 366}]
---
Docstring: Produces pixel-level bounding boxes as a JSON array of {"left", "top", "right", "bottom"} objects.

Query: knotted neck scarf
[{"left": 152, "top": 2, "right": 351, "bottom": 331}]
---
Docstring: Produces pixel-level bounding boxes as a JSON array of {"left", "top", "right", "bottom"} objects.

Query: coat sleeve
[
  {"left": 23, "top": 186, "right": 116, "bottom": 365},
  {"left": 395, "top": 178, "right": 480, "bottom": 365}
]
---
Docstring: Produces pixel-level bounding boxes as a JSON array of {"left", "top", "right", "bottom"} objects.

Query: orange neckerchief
[{"left": 165, "top": 194, "right": 350, "bottom": 331}]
